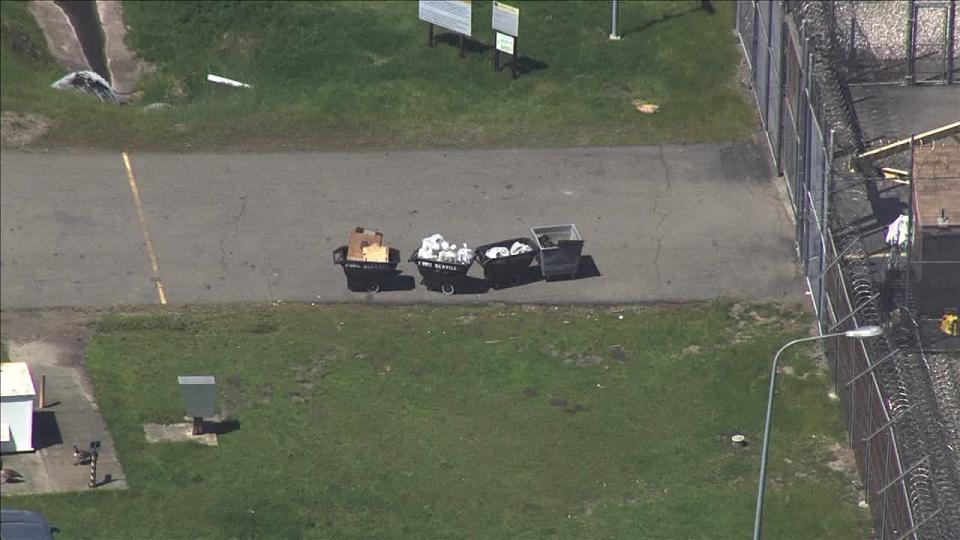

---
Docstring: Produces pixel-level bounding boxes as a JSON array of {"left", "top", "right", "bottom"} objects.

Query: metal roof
[{"left": 0, "top": 362, "right": 36, "bottom": 398}]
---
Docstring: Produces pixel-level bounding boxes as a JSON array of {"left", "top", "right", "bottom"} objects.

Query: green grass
[
  {"left": 1, "top": 0, "right": 754, "bottom": 150},
  {"left": 5, "top": 303, "right": 870, "bottom": 539}
]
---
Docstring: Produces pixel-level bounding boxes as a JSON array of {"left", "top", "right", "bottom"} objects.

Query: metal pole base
[{"left": 608, "top": 34, "right": 622, "bottom": 41}]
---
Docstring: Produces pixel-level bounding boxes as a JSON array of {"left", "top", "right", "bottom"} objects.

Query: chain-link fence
[
  {"left": 830, "top": 0, "right": 957, "bottom": 84},
  {"left": 737, "top": 1, "right": 959, "bottom": 537}
]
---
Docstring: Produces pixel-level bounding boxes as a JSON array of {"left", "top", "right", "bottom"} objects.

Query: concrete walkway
[
  {"left": 0, "top": 144, "right": 803, "bottom": 309},
  {"left": 0, "top": 311, "right": 126, "bottom": 496}
]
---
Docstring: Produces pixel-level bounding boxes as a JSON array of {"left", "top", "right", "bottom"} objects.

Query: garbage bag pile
[
  {"left": 418, "top": 234, "right": 474, "bottom": 264},
  {"left": 51, "top": 71, "right": 120, "bottom": 103},
  {"left": 485, "top": 241, "right": 533, "bottom": 259}
]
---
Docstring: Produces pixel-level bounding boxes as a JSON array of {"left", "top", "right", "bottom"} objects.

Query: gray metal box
[
  {"left": 532, "top": 224, "right": 584, "bottom": 279},
  {"left": 178, "top": 375, "right": 216, "bottom": 418}
]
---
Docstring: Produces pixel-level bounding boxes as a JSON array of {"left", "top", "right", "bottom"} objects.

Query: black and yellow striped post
[
  {"left": 88, "top": 453, "right": 98, "bottom": 488},
  {"left": 88, "top": 440, "right": 101, "bottom": 489}
]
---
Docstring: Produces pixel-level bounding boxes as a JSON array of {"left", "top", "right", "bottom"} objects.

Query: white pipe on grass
[{"left": 206, "top": 74, "right": 252, "bottom": 89}]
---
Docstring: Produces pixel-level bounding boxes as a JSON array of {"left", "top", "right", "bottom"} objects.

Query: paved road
[{"left": 1, "top": 144, "right": 802, "bottom": 308}]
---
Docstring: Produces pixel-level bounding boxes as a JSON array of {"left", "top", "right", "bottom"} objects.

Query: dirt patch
[
  {"left": 541, "top": 343, "right": 559, "bottom": 357},
  {"left": 608, "top": 345, "right": 628, "bottom": 361},
  {"left": 574, "top": 354, "right": 603, "bottom": 367},
  {"left": 681, "top": 344, "right": 701, "bottom": 355},
  {"left": 143, "top": 423, "right": 218, "bottom": 446},
  {"left": 825, "top": 441, "right": 858, "bottom": 476},
  {"left": 726, "top": 302, "right": 809, "bottom": 344},
  {"left": 1, "top": 112, "right": 51, "bottom": 147},
  {"left": 456, "top": 314, "right": 477, "bottom": 324}
]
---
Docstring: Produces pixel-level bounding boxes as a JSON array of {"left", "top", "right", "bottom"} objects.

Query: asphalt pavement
[{"left": 1, "top": 143, "right": 803, "bottom": 308}]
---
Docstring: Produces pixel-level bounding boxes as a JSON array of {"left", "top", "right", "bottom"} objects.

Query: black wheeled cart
[
  {"left": 333, "top": 246, "right": 401, "bottom": 293},
  {"left": 409, "top": 252, "right": 474, "bottom": 295},
  {"left": 474, "top": 237, "right": 539, "bottom": 289}
]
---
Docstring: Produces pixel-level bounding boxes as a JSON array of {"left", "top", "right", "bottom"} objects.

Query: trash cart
[
  {"left": 475, "top": 237, "right": 539, "bottom": 289},
  {"left": 333, "top": 246, "right": 402, "bottom": 292},
  {"left": 532, "top": 224, "right": 583, "bottom": 280},
  {"left": 409, "top": 251, "right": 474, "bottom": 294}
]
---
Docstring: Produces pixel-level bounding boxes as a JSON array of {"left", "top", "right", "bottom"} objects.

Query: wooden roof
[{"left": 913, "top": 143, "right": 960, "bottom": 229}]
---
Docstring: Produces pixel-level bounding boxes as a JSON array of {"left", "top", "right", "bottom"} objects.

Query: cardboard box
[
  {"left": 362, "top": 245, "right": 389, "bottom": 262},
  {"left": 346, "top": 228, "right": 389, "bottom": 262}
]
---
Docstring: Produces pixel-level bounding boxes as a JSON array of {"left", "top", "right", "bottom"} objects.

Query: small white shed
[{"left": 1, "top": 362, "right": 36, "bottom": 453}]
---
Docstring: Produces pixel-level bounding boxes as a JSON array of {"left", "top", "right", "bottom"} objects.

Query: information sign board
[
  {"left": 492, "top": 1, "right": 519, "bottom": 37},
  {"left": 419, "top": 0, "right": 472, "bottom": 37},
  {"left": 495, "top": 32, "right": 515, "bottom": 55}
]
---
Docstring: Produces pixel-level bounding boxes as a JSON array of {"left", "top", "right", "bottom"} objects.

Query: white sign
[
  {"left": 492, "top": 1, "right": 519, "bottom": 36},
  {"left": 495, "top": 32, "right": 515, "bottom": 55},
  {"left": 419, "top": 0, "right": 472, "bottom": 37}
]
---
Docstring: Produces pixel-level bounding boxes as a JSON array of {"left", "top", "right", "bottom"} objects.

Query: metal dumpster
[
  {"left": 475, "top": 237, "right": 539, "bottom": 289},
  {"left": 531, "top": 224, "right": 583, "bottom": 280}
]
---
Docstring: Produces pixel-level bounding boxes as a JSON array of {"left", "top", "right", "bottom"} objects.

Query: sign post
[
  {"left": 419, "top": 0, "right": 473, "bottom": 57},
  {"left": 88, "top": 440, "right": 100, "bottom": 489},
  {"left": 492, "top": 1, "right": 520, "bottom": 79}
]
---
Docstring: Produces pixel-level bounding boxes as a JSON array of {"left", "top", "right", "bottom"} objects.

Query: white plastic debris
[
  {"left": 485, "top": 246, "right": 510, "bottom": 259},
  {"left": 885, "top": 214, "right": 910, "bottom": 247},
  {"left": 207, "top": 74, "right": 252, "bottom": 88},
  {"left": 510, "top": 241, "right": 533, "bottom": 255},
  {"left": 457, "top": 244, "right": 474, "bottom": 264},
  {"left": 419, "top": 234, "right": 472, "bottom": 264}
]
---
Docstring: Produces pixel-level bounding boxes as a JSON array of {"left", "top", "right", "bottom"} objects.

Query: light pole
[
  {"left": 609, "top": 0, "right": 622, "bottom": 40},
  {"left": 752, "top": 325, "right": 883, "bottom": 540}
]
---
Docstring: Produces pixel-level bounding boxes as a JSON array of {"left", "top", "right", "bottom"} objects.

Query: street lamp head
[{"left": 844, "top": 325, "right": 883, "bottom": 338}]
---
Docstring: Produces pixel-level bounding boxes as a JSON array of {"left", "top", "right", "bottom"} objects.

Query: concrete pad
[
  {"left": 0, "top": 335, "right": 126, "bottom": 496},
  {"left": 143, "top": 423, "right": 218, "bottom": 446}
]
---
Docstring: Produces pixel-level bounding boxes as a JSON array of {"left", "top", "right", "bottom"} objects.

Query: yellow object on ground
[{"left": 940, "top": 313, "right": 959, "bottom": 336}]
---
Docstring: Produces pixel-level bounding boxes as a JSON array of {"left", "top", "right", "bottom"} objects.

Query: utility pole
[{"left": 609, "top": 0, "right": 622, "bottom": 40}]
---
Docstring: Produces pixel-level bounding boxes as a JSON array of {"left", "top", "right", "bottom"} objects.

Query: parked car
[{"left": 0, "top": 510, "right": 54, "bottom": 540}]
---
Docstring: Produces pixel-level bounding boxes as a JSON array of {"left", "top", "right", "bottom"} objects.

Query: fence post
[
  {"left": 906, "top": 0, "right": 917, "bottom": 84},
  {"left": 818, "top": 129, "right": 834, "bottom": 327},
  {"left": 947, "top": 0, "right": 956, "bottom": 85}
]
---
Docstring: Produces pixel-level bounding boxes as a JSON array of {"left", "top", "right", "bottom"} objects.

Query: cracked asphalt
[{"left": 0, "top": 144, "right": 803, "bottom": 307}]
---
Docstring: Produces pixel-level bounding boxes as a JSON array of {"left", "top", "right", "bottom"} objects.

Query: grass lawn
[
  {"left": 5, "top": 303, "right": 870, "bottom": 539},
  {"left": 1, "top": 0, "right": 754, "bottom": 151}
]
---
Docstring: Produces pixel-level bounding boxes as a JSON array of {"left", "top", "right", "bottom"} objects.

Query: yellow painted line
[{"left": 122, "top": 152, "right": 168, "bottom": 304}]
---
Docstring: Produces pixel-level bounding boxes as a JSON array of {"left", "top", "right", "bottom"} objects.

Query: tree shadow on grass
[
  {"left": 621, "top": 4, "right": 710, "bottom": 37},
  {"left": 514, "top": 56, "right": 549, "bottom": 76},
  {"left": 433, "top": 33, "right": 493, "bottom": 54}
]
